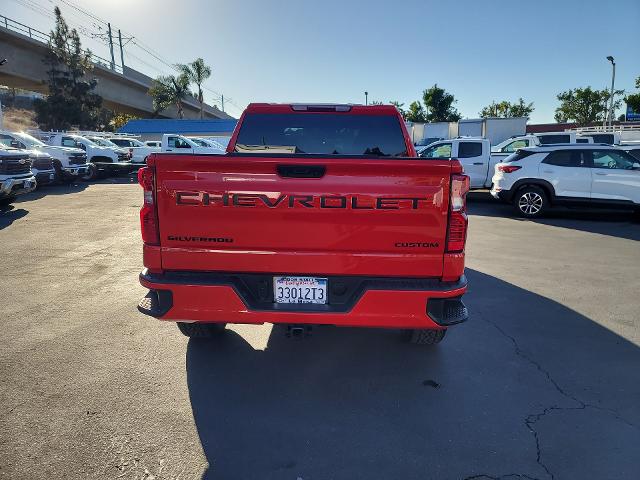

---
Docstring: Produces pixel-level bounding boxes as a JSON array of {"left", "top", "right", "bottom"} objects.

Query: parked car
[
  {"left": 576, "top": 132, "right": 620, "bottom": 145},
  {"left": 0, "top": 131, "right": 88, "bottom": 181},
  {"left": 45, "top": 133, "right": 132, "bottom": 180},
  {"left": 25, "top": 150, "right": 56, "bottom": 186},
  {"left": 0, "top": 141, "right": 56, "bottom": 186},
  {"left": 137, "top": 103, "right": 470, "bottom": 344},
  {"left": 160, "top": 134, "right": 227, "bottom": 154},
  {"left": 491, "top": 132, "right": 578, "bottom": 154},
  {"left": 620, "top": 144, "right": 640, "bottom": 161},
  {"left": 187, "top": 136, "right": 229, "bottom": 152},
  {"left": 490, "top": 144, "right": 640, "bottom": 218},
  {"left": 107, "top": 136, "right": 160, "bottom": 165},
  {"left": 0, "top": 147, "right": 36, "bottom": 206}
]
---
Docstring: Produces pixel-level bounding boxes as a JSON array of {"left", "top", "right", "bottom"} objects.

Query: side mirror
[{"left": 78, "top": 143, "right": 86, "bottom": 151}]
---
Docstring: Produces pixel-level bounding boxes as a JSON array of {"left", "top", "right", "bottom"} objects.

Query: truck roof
[{"left": 244, "top": 103, "right": 400, "bottom": 115}]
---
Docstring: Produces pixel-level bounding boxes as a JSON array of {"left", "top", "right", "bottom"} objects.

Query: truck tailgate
[{"left": 154, "top": 155, "right": 452, "bottom": 277}]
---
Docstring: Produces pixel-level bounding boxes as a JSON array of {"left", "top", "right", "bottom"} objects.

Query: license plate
[
  {"left": 49, "top": 173, "right": 55, "bottom": 180},
  {"left": 24, "top": 180, "right": 32, "bottom": 188},
  {"left": 274, "top": 276, "right": 328, "bottom": 304}
]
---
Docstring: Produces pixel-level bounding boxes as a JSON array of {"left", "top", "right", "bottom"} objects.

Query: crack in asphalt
[
  {"left": 475, "top": 312, "right": 639, "bottom": 480},
  {"left": 462, "top": 474, "right": 540, "bottom": 480}
]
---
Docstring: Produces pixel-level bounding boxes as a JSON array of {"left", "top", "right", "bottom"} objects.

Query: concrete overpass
[{"left": 0, "top": 15, "right": 233, "bottom": 120}]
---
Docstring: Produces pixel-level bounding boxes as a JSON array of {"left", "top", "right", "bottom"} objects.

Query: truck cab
[
  {"left": 0, "top": 131, "right": 88, "bottom": 180},
  {"left": 419, "top": 137, "right": 497, "bottom": 189},
  {"left": 161, "top": 134, "right": 227, "bottom": 154},
  {"left": 107, "top": 136, "right": 160, "bottom": 165}
]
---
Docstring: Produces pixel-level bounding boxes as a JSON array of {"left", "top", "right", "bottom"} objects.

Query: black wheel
[
  {"left": 0, "top": 196, "right": 15, "bottom": 208},
  {"left": 513, "top": 185, "right": 548, "bottom": 218},
  {"left": 177, "top": 322, "right": 227, "bottom": 338},
  {"left": 81, "top": 163, "right": 99, "bottom": 181},
  {"left": 404, "top": 329, "right": 446, "bottom": 345}
]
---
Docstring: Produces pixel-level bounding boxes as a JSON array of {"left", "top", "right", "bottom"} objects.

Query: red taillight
[
  {"left": 447, "top": 174, "right": 469, "bottom": 253},
  {"left": 497, "top": 164, "right": 521, "bottom": 173},
  {"left": 138, "top": 166, "right": 159, "bottom": 245}
]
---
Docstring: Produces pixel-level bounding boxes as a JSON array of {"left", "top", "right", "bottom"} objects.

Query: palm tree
[
  {"left": 177, "top": 58, "right": 212, "bottom": 119},
  {"left": 148, "top": 73, "right": 191, "bottom": 118}
]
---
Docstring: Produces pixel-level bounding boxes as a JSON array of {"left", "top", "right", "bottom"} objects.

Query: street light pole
[
  {"left": 606, "top": 56, "right": 616, "bottom": 128},
  {"left": 365, "top": 91, "right": 368, "bottom": 106}
]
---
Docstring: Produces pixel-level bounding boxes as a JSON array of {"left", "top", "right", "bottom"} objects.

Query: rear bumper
[{"left": 138, "top": 269, "right": 468, "bottom": 329}]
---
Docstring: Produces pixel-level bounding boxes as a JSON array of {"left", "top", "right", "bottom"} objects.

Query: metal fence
[{"left": 0, "top": 14, "right": 123, "bottom": 75}]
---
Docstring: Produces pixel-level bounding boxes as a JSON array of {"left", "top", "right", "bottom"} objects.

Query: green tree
[
  {"left": 624, "top": 76, "right": 640, "bottom": 115},
  {"left": 368, "top": 100, "right": 383, "bottom": 105},
  {"left": 177, "top": 58, "right": 212, "bottom": 119},
  {"left": 405, "top": 101, "right": 426, "bottom": 122},
  {"left": 148, "top": 74, "right": 191, "bottom": 118},
  {"left": 110, "top": 112, "right": 139, "bottom": 131},
  {"left": 390, "top": 100, "right": 406, "bottom": 119},
  {"left": 422, "top": 84, "right": 461, "bottom": 122},
  {"left": 479, "top": 98, "right": 534, "bottom": 118},
  {"left": 554, "top": 86, "right": 623, "bottom": 126},
  {"left": 34, "top": 7, "right": 103, "bottom": 130}
]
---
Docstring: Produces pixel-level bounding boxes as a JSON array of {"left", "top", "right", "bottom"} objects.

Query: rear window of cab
[{"left": 234, "top": 113, "right": 408, "bottom": 157}]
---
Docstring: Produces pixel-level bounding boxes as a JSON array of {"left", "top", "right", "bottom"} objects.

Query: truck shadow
[
  {"left": 13, "top": 174, "right": 139, "bottom": 203},
  {"left": 185, "top": 269, "right": 640, "bottom": 480},
  {"left": 0, "top": 204, "right": 28, "bottom": 230},
  {"left": 467, "top": 191, "right": 640, "bottom": 241}
]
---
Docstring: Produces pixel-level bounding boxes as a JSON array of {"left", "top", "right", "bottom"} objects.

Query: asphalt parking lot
[{"left": 1, "top": 180, "right": 639, "bottom": 480}]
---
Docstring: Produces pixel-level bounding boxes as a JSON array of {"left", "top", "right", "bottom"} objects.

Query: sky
[{"left": 4, "top": 0, "right": 640, "bottom": 122}]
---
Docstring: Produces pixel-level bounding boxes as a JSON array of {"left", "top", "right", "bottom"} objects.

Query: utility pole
[
  {"left": 365, "top": 91, "right": 368, "bottom": 106},
  {"left": 606, "top": 56, "right": 616, "bottom": 128},
  {"left": 107, "top": 23, "right": 115, "bottom": 71},
  {"left": 118, "top": 29, "right": 125, "bottom": 71},
  {"left": 221, "top": 94, "right": 224, "bottom": 112}
]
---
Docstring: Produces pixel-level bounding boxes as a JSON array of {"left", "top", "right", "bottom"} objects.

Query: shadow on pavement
[
  {"left": 14, "top": 174, "right": 139, "bottom": 203},
  {"left": 0, "top": 204, "right": 28, "bottom": 230},
  {"left": 468, "top": 191, "right": 640, "bottom": 241},
  {"left": 186, "top": 269, "right": 640, "bottom": 480}
]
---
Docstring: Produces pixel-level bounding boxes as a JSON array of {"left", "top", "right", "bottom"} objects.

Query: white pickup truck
[
  {"left": 1, "top": 131, "right": 88, "bottom": 181},
  {"left": 419, "top": 138, "right": 502, "bottom": 189},
  {"left": 107, "top": 136, "right": 160, "bottom": 165},
  {"left": 46, "top": 133, "right": 132, "bottom": 180},
  {"left": 0, "top": 147, "right": 36, "bottom": 205},
  {"left": 161, "top": 134, "right": 226, "bottom": 154}
]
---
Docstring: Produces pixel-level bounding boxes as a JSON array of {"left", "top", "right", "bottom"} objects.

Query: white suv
[{"left": 491, "top": 144, "right": 640, "bottom": 218}]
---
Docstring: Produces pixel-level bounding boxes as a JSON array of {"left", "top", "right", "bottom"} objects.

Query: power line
[{"left": 8, "top": 0, "right": 244, "bottom": 115}]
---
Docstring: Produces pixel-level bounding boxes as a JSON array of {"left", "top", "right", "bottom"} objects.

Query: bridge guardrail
[{"left": 0, "top": 14, "right": 123, "bottom": 75}]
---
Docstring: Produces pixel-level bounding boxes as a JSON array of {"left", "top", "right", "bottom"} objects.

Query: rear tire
[
  {"left": 177, "top": 322, "right": 227, "bottom": 338},
  {"left": 513, "top": 185, "right": 548, "bottom": 218},
  {"left": 405, "top": 329, "right": 446, "bottom": 345}
]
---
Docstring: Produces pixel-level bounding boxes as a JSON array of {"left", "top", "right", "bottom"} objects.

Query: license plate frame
[{"left": 273, "top": 276, "right": 328, "bottom": 305}]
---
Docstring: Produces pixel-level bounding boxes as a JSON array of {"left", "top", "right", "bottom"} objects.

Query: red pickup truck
[{"left": 137, "top": 103, "right": 469, "bottom": 344}]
